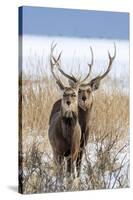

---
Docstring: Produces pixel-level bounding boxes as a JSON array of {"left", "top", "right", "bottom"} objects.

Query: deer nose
[
  {"left": 82, "top": 96, "right": 87, "bottom": 101},
  {"left": 66, "top": 101, "right": 71, "bottom": 106}
]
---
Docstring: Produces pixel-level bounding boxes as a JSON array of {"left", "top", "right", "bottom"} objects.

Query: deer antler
[
  {"left": 97, "top": 43, "right": 116, "bottom": 80},
  {"left": 82, "top": 43, "right": 116, "bottom": 88},
  {"left": 50, "top": 43, "right": 65, "bottom": 90},
  {"left": 58, "top": 67, "right": 77, "bottom": 83},
  {"left": 81, "top": 46, "right": 94, "bottom": 83},
  {"left": 57, "top": 46, "right": 94, "bottom": 84}
]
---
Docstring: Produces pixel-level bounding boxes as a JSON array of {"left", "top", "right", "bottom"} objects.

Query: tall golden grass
[{"left": 19, "top": 62, "right": 129, "bottom": 193}]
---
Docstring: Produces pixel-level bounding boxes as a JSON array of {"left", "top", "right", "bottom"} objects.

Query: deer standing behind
[{"left": 49, "top": 43, "right": 116, "bottom": 177}]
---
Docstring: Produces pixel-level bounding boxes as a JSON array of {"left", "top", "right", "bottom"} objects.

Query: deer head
[
  {"left": 78, "top": 44, "right": 116, "bottom": 110},
  {"left": 50, "top": 43, "right": 80, "bottom": 118}
]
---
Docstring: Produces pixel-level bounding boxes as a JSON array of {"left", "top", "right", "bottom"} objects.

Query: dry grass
[{"left": 19, "top": 63, "right": 129, "bottom": 194}]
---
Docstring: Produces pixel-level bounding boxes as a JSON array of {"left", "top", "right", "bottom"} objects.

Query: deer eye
[
  {"left": 87, "top": 89, "right": 91, "bottom": 93},
  {"left": 78, "top": 90, "right": 81, "bottom": 94},
  {"left": 63, "top": 93, "right": 67, "bottom": 97},
  {"left": 72, "top": 93, "right": 76, "bottom": 97}
]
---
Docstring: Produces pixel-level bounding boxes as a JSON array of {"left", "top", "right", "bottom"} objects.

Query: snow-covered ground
[{"left": 23, "top": 132, "right": 129, "bottom": 190}]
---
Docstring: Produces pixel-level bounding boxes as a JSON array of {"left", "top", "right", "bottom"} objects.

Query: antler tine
[
  {"left": 88, "top": 46, "right": 94, "bottom": 68},
  {"left": 50, "top": 42, "right": 57, "bottom": 57},
  {"left": 99, "top": 43, "right": 116, "bottom": 80},
  {"left": 52, "top": 52, "right": 62, "bottom": 66},
  {"left": 81, "top": 46, "right": 94, "bottom": 83},
  {"left": 50, "top": 42, "right": 62, "bottom": 66},
  {"left": 50, "top": 56, "right": 61, "bottom": 85}
]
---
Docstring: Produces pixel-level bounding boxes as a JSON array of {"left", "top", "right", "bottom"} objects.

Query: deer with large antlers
[
  {"left": 48, "top": 44, "right": 83, "bottom": 178},
  {"left": 49, "top": 43, "right": 116, "bottom": 177}
]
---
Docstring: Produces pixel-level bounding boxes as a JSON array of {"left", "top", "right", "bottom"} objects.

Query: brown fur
[
  {"left": 49, "top": 88, "right": 93, "bottom": 176},
  {"left": 48, "top": 88, "right": 81, "bottom": 177}
]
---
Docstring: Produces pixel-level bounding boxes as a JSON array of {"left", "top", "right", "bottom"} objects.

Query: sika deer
[
  {"left": 48, "top": 44, "right": 85, "bottom": 178},
  {"left": 49, "top": 43, "right": 116, "bottom": 177}
]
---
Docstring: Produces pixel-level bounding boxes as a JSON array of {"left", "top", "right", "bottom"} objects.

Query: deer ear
[{"left": 90, "top": 78, "right": 101, "bottom": 91}]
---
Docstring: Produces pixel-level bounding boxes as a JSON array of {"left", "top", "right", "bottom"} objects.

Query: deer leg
[
  {"left": 54, "top": 153, "right": 64, "bottom": 187},
  {"left": 66, "top": 157, "right": 72, "bottom": 177},
  {"left": 76, "top": 129, "right": 89, "bottom": 177},
  {"left": 66, "top": 157, "right": 75, "bottom": 190},
  {"left": 67, "top": 158, "right": 75, "bottom": 176},
  {"left": 58, "top": 155, "right": 64, "bottom": 183},
  {"left": 76, "top": 134, "right": 85, "bottom": 177},
  {"left": 76, "top": 148, "right": 83, "bottom": 177}
]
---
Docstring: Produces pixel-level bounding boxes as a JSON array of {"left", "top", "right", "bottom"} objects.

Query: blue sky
[{"left": 19, "top": 6, "right": 129, "bottom": 39}]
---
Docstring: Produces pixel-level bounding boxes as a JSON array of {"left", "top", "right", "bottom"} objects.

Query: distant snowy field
[{"left": 22, "top": 36, "right": 129, "bottom": 92}]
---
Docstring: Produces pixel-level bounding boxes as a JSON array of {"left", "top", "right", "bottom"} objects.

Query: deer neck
[
  {"left": 78, "top": 104, "right": 92, "bottom": 128},
  {"left": 60, "top": 107, "right": 78, "bottom": 143},
  {"left": 61, "top": 107, "right": 78, "bottom": 126}
]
